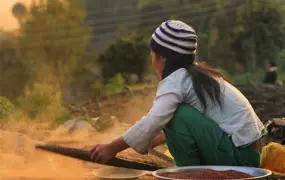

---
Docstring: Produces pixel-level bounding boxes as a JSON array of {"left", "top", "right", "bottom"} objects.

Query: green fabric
[{"left": 163, "top": 104, "right": 261, "bottom": 167}]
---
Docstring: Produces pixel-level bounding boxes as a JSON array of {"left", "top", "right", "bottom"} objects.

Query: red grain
[{"left": 160, "top": 169, "right": 254, "bottom": 179}]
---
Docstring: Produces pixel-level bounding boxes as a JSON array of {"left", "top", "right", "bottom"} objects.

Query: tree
[
  {"left": 19, "top": 0, "right": 92, "bottom": 84},
  {"left": 137, "top": 0, "right": 169, "bottom": 35},
  {"left": 99, "top": 34, "right": 149, "bottom": 82},
  {"left": 197, "top": 1, "right": 244, "bottom": 71},
  {"left": 12, "top": 2, "right": 27, "bottom": 26},
  {"left": 85, "top": 0, "right": 140, "bottom": 52},
  {"left": 231, "top": 0, "right": 285, "bottom": 71},
  {"left": 0, "top": 31, "right": 31, "bottom": 100}
]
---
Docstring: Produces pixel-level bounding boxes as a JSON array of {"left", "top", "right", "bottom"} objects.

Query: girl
[{"left": 90, "top": 20, "right": 266, "bottom": 167}]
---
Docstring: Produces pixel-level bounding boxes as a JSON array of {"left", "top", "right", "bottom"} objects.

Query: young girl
[{"left": 90, "top": 20, "right": 266, "bottom": 167}]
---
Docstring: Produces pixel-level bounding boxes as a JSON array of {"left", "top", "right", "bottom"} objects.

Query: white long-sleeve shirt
[{"left": 122, "top": 68, "right": 265, "bottom": 154}]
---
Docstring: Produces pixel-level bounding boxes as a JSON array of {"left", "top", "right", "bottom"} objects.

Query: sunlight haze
[{"left": 0, "top": 0, "right": 32, "bottom": 30}]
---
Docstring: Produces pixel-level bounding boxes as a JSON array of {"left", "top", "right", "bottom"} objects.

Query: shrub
[
  {"left": 231, "top": 73, "right": 252, "bottom": 84},
  {"left": 17, "top": 82, "right": 71, "bottom": 123},
  {"left": 90, "top": 80, "right": 104, "bottom": 97},
  {"left": 99, "top": 34, "right": 149, "bottom": 81},
  {"left": 0, "top": 96, "right": 14, "bottom": 120},
  {"left": 232, "top": 70, "right": 264, "bottom": 85},
  {"left": 104, "top": 74, "right": 124, "bottom": 95}
]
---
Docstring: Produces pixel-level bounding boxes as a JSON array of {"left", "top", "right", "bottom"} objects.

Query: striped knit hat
[{"left": 150, "top": 20, "right": 198, "bottom": 58}]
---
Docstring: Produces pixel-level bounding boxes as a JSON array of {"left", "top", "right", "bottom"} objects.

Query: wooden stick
[{"left": 35, "top": 144, "right": 162, "bottom": 171}]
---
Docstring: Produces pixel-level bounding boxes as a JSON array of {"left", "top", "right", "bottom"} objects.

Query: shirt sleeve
[{"left": 122, "top": 82, "right": 184, "bottom": 154}]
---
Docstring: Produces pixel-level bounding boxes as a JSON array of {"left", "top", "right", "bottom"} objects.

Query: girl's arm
[
  {"left": 90, "top": 80, "right": 184, "bottom": 163},
  {"left": 151, "top": 132, "right": 166, "bottom": 148},
  {"left": 121, "top": 90, "right": 183, "bottom": 154}
]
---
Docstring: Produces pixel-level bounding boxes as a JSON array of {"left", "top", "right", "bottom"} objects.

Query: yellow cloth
[
  {"left": 261, "top": 142, "right": 285, "bottom": 176},
  {"left": 164, "top": 142, "right": 285, "bottom": 176}
]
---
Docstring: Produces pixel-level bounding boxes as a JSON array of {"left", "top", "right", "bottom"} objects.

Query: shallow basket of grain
[{"left": 152, "top": 166, "right": 272, "bottom": 180}]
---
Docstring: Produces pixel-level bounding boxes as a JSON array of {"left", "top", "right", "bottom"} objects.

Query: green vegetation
[
  {"left": 103, "top": 74, "right": 125, "bottom": 95},
  {"left": 17, "top": 82, "right": 70, "bottom": 123},
  {"left": 99, "top": 34, "right": 149, "bottom": 82},
  {"left": 0, "top": 96, "right": 14, "bottom": 120},
  {"left": 20, "top": 0, "right": 91, "bottom": 83},
  {"left": 0, "top": 0, "right": 284, "bottom": 125}
]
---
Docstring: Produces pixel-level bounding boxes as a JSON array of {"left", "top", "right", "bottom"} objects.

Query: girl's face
[{"left": 150, "top": 50, "right": 165, "bottom": 80}]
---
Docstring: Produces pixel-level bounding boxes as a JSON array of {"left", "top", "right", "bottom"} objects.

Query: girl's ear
[{"left": 157, "top": 55, "right": 166, "bottom": 64}]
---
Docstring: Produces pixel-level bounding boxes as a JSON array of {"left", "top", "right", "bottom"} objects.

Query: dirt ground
[
  {"left": 0, "top": 89, "right": 170, "bottom": 180},
  {"left": 1, "top": 85, "right": 283, "bottom": 179}
]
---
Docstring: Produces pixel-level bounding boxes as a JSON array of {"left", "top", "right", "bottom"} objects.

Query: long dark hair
[{"left": 160, "top": 53, "right": 227, "bottom": 112}]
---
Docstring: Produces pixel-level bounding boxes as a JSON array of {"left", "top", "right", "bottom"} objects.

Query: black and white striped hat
[{"left": 150, "top": 20, "right": 198, "bottom": 55}]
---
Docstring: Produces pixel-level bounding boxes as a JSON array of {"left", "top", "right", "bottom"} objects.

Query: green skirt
[{"left": 163, "top": 104, "right": 261, "bottom": 167}]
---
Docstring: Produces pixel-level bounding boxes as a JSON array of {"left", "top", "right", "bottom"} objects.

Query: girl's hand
[{"left": 90, "top": 143, "right": 117, "bottom": 164}]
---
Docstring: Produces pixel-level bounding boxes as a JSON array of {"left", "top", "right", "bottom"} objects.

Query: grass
[
  {"left": 129, "top": 83, "right": 157, "bottom": 90},
  {"left": 0, "top": 80, "right": 157, "bottom": 128}
]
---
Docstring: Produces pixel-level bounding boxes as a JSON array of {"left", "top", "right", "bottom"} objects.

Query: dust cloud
[{"left": 0, "top": 91, "right": 156, "bottom": 179}]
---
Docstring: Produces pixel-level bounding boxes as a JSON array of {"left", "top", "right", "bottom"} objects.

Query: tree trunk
[{"left": 251, "top": 33, "right": 257, "bottom": 72}]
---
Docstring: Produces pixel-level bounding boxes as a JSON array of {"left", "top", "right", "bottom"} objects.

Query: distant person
[
  {"left": 90, "top": 20, "right": 266, "bottom": 167},
  {"left": 264, "top": 61, "right": 277, "bottom": 84}
]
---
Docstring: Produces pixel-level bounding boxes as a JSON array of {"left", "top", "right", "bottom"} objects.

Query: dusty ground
[
  {"left": 0, "top": 89, "right": 168, "bottom": 179},
  {"left": 1, "top": 85, "right": 283, "bottom": 179}
]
